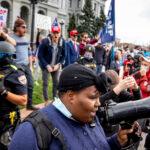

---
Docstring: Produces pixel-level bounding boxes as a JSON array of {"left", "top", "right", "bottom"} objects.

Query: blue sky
[{"left": 105, "top": 0, "right": 150, "bottom": 45}]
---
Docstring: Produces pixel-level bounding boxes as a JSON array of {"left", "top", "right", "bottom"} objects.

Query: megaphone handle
[{"left": 120, "top": 122, "right": 142, "bottom": 149}]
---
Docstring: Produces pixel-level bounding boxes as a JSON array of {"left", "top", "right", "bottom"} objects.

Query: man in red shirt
[
  {"left": 79, "top": 32, "right": 98, "bottom": 56},
  {"left": 137, "top": 64, "right": 150, "bottom": 98}
]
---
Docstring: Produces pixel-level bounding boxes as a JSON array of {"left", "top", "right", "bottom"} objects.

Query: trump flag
[{"left": 100, "top": 0, "right": 115, "bottom": 44}]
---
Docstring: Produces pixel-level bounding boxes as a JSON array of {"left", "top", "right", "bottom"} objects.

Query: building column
[{"left": 12, "top": 1, "right": 21, "bottom": 28}]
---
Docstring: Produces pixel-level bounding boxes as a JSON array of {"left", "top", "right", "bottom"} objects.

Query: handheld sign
[
  {"left": 0, "top": 7, "right": 8, "bottom": 28},
  {"left": 35, "top": 14, "right": 51, "bottom": 30}
]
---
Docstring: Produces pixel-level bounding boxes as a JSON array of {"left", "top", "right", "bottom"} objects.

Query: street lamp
[
  {"left": 59, "top": 19, "right": 65, "bottom": 37},
  {"left": 29, "top": 0, "right": 47, "bottom": 49}
]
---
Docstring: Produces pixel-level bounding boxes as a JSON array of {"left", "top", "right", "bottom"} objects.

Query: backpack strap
[{"left": 23, "top": 111, "right": 67, "bottom": 150}]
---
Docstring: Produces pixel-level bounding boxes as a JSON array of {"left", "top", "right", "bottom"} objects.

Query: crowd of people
[{"left": 0, "top": 17, "right": 150, "bottom": 150}]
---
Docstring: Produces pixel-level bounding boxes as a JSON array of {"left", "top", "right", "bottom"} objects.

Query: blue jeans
[{"left": 22, "top": 65, "right": 33, "bottom": 106}]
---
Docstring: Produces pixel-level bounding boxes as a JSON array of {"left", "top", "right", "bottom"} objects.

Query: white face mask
[{"left": 84, "top": 52, "right": 93, "bottom": 59}]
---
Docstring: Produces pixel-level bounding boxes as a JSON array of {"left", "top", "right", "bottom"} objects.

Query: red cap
[
  {"left": 70, "top": 29, "right": 78, "bottom": 36},
  {"left": 124, "top": 60, "right": 131, "bottom": 66},
  {"left": 51, "top": 26, "right": 61, "bottom": 33}
]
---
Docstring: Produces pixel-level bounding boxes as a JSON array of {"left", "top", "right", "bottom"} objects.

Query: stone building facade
[{"left": 0, "top": 0, "right": 106, "bottom": 38}]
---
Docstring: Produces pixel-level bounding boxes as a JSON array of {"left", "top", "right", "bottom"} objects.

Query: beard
[{"left": 18, "top": 31, "right": 26, "bottom": 37}]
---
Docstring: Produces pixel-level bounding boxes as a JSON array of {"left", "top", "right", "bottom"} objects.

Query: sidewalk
[{"left": 20, "top": 103, "right": 45, "bottom": 120}]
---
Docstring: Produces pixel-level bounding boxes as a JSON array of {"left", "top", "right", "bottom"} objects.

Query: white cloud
[{"left": 105, "top": 0, "right": 150, "bottom": 45}]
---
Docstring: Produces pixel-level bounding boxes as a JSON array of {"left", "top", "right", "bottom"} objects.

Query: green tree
[
  {"left": 67, "top": 14, "right": 76, "bottom": 36},
  {"left": 77, "top": 0, "right": 95, "bottom": 37},
  {"left": 93, "top": 8, "right": 106, "bottom": 36}
]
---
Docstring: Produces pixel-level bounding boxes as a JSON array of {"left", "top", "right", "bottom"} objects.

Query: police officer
[
  {"left": 0, "top": 41, "right": 27, "bottom": 149},
  {"left": 77, "top": 44, "right": 96, "bottom": 71}
]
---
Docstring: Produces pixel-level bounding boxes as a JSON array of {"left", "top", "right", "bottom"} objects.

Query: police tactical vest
[
  {"left": 0, "top": 64, "right": 24, "bottom": 134},
  {"left": 0, "top": 64, "right": 23, "bottom": 116}
]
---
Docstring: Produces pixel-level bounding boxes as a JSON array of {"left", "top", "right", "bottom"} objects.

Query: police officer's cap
[
  {"left": 0, "top": 41, "right": 16, "bottom": 54},
  {"left": 85, "top": 44, "right": 95, "bottom": 52}
]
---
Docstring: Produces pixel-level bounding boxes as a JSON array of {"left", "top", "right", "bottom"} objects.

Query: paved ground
[{"left": 20, "top": 103, "right": 146, "bottom": 150}]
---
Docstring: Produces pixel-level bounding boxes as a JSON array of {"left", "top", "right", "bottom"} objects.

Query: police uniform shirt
[{"left": 0, "top": 68, "right": 27, "bottom": 117}]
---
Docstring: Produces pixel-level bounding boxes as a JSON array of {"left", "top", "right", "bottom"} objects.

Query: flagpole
[{"left": 114, "top": 0, "right": 116, "bottom": 44}]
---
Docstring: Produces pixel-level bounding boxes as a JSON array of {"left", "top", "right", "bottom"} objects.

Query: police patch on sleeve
[{"left": 18, "top": 75, "right": 27, "bottom": 85}]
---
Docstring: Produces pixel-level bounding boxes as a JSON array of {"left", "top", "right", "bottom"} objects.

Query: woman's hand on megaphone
[
  {"left": 117, "top": 126, "right": 133, "bottom": 146},
  {"left": 117, "top": 121, "right": 141, "bottom": 146}
]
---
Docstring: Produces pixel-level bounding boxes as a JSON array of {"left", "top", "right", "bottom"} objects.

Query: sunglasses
[
  {"left": 20, "top": 25, "right": 27, "bottom": 29},
  {"left": 73, "top": 35, "right": 78, "bottom": 37}
]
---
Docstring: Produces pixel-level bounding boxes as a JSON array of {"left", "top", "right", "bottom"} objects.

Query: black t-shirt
[{"left": 0, "top": 68, "right": 27, "bottom": 117}]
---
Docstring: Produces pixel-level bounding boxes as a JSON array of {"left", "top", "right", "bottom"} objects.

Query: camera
[{"left": 97, "top": 97, "right": 150, "bottom": 148}]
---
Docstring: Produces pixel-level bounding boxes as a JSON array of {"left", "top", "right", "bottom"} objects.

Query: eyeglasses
[
  {"left": 84, "top": 36, "right": 88, "bottom": 39},
  {"left": 73, "top": 35, "right": 78, "bottom": 37}
]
